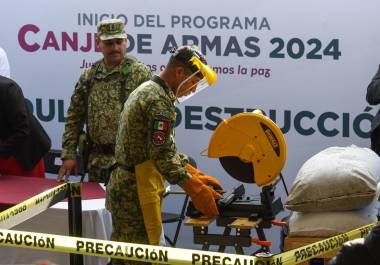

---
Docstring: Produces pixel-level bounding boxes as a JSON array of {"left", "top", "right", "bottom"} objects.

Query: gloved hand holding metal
[
  {"left": 186, "top": 163, "right": 223, "bottom": 190},
  {"left": 181, "top": 176, "right": 223, "bottom": 217}
]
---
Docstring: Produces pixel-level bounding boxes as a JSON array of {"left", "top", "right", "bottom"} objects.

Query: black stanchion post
[{"left": 68, "top": 182, "right": 84, "bottom": 265}]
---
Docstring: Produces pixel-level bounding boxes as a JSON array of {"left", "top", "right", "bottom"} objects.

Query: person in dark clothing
[
  {"left": 0, "top": 75, "right": 50, "bottom": 177},
  {"left": 329, "top": 224, "right": 380, "bottom": 265},
  {"left": 366, "top": 65, "right": 380, "bottom": 156}
]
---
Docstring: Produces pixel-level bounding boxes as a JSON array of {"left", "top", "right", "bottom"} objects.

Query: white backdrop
[{"left": 1, "top": 0, "right": 380, "bottom": 256}]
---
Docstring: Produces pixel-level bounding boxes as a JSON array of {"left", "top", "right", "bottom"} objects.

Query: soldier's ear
[
  {"left": 175, "top": 66, "right": 186, "bottom": 79},
  {"left": 95, "top": 36, "right": 101, "bottom": 49}
]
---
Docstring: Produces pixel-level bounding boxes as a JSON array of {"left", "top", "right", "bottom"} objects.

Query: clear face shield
[{"left": 176, "top": 56, "right": 218, "bottom": 103}]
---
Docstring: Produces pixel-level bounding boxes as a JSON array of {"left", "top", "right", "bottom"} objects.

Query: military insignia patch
[
  {"left": 152, "top": 131, "right": 166, "bottom": 145},
  {"left": 153, "top": 120, "right": 169, "bottom": 132}
]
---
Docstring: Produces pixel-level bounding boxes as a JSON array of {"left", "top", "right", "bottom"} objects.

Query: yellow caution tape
[
  {"left": 0, "top": 228, "right": 258, "bottom": 265},
  {"left": 0, "top": 183, "right": 68, "bottom": 229},
  {"left": 255, "top": 222, "right": 377, "bottom": 265},
  {"left": 0, "top": 182, "right": 377, "bottom": 264},
  {"left": 0, "top": 221, "right": 377, "bottom": 265}
]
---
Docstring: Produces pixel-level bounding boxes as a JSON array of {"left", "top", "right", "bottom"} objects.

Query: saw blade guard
[{"left": 207, "top": 111, "right": 287, "bottom": 186}]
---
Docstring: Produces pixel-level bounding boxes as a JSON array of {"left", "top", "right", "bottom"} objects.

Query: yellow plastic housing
[{"left": 207, "top": 111, "right": 287, "bottom": 186}]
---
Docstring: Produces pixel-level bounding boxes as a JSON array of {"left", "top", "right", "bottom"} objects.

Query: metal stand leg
[
  {"left": 217, "top": 227, "right": 232, "bottom": 252},
  {"left": 68, "top": 182, "right": 84, "bottom": 265},
  {"left": 171, "top": 195, "right": 189, "bottom": 246}
]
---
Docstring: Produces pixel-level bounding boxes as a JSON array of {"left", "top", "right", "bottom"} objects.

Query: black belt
[
  {"left": 109, "top": 163, "right": 135, "bottom": 173},
  {"left": 92, "top": 144, "right": 115, "bottom": 154},
  {"left": 119, "top": 164, "right": 135, "bottom": 173}
]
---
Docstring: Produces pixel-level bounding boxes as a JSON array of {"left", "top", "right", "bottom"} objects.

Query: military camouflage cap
[{"left": 97, "top": 19, "right": 127, "bottom": 40}]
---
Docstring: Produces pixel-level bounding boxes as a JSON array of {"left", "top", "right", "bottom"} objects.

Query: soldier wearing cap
[
  {"left": 57, "top": 18, "right": 152, "bottom": 182},
  {"left": 106, "top": 45, "right": 223, "bottom": 265}
]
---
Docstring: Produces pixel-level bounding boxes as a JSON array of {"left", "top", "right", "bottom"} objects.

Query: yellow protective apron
[{"left": 135, "top": 160, "right": 165, "bottom": 245}]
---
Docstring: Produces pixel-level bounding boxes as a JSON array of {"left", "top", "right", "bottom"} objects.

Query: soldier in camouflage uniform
[
  {"left": 58, "top": 19, "right": 152, "bottom": 182},
  {"left": 106, "top": 46, "right": 223, "bottom": 265}
]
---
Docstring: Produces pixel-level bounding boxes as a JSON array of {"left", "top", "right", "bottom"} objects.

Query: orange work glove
[
  {"left": 186, "top": 164, "right": 223, "bottom": 190},
  {"left": 180, "top": 176, "right": 223, "bottom": 217}
]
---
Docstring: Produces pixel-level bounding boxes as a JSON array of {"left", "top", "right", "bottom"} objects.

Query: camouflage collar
[
  {"left": 98, "top": 57, "right": 128, "bottom": 77},
  {"left": 151, "top": 75, "right": 176, "bottom": 102}
]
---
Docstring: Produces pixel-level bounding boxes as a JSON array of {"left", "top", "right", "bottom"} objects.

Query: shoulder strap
[
  {"left": 83, "top": 60, "right": 102, "bottom": 140},
  {"left": 85, "top": 59, "right": 102, "bottom": 92}
]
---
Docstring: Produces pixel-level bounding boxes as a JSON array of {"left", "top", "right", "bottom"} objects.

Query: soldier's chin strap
[{"left": 176, "top": 56, "right": 218, "bottom": 104}]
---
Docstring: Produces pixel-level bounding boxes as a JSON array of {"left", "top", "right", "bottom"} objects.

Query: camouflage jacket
[
  {"left": 61, "top": 56, "right": 152, "bottom": 177},
  {"left": 115, "top": 75, "right": 190, "bottom": 185}
]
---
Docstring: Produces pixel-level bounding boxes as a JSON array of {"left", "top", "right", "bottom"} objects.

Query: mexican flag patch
[{"left": 153, "top": 120, "right": 169, "bottom": 132}]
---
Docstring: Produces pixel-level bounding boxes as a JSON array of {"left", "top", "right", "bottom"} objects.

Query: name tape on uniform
[
  {"left": 0, "top": 183, "right": 68, "bottom": 229},
  {"left": 0, "top": 222, "right": 378, "bottom": 265}
]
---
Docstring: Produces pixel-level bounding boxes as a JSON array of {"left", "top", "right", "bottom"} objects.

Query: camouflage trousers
[
  {"left": 106, "top": 168, "right": 151, "bottom": 265},
  {"left": 87, "top": 152, "right": 115, "bottom": 183}
]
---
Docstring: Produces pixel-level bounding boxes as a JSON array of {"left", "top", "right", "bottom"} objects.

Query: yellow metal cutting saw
[
  {"left": 186, "top": 110, "right": 288, "bottom": 255},
  {"left": 207, "top": 109, "right": 287, "bottom": 186}
]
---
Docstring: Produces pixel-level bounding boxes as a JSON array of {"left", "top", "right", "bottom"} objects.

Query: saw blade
[{"left": 219, "top": 156, "right": 255, "bottom": 183}]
